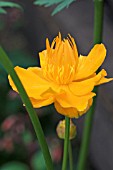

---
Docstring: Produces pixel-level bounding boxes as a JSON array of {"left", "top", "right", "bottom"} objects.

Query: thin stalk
[
  {"left": 62, "top": 117, "right": 70, "bottom": 170},
  {"left": 77, "top": 1, "right": 104, "bottom": 170},
  {"left": 69, "top": 141, "right": 73, "bottom": 170},
  {"left": 76, "top": 97, "right": 96, "bottom": 170},
  {"left": 0, "top": 47, "right": 54, "bottom": 170},
  {"left": 94, "top": 0, "right": 104, "bottom": 44}
]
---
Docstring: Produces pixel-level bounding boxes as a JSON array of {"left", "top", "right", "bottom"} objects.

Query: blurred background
[{"left": 0, "top": 0, "right": 113, "bottom": 170}]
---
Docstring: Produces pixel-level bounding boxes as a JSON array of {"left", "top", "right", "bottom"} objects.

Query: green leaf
[
  {"left": 22, "top": 131, "right": 33, "bottom": 144},
  {"left": 45, "top": 0, "right": 62, "bottom": 7},
  {"left": 0, "top": 161, "right": 29, "bottom": 170},
  {"left": 31, "top": 151, "right": 46, "bottom": 170},
  {"left": 34, "top": 0, "right": 62, "bottom": 6},
  {"left": 0, "top": 7, "right": 7, "bottom": 14},
  {"left": 52, "top": 0, "right": 75, "bottom": 15},
  {"left": 0, "top": 1, "right": 22, "bottom": 10},
  {"left": 34, "top": 0, "right": 75, "bottom": 15}
]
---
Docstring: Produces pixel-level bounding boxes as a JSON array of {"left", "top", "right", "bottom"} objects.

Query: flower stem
[
  {"left": 77, "top": 1, "right": 104, "bottom": 170},
  {"left": 94, "top": 0, "right": 104, "bottom": 44},
  {"left": 0, "top": 47, "right": 54, "bottom": 170},
  {"left": 62, "top": 117, "right": 70, "bottom": 170},
  {"left": 76, "top": 100, "right": 96, "bottom": 170},
  {"left": 69, "top": 141, "right": 73, "bottom": 170}
]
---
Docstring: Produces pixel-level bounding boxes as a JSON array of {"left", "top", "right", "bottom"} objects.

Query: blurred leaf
[
  {"left": 0, "top": 1, "right": 22, "bottom": 14},
  {"left": 0, "top": 7, "right": 7, "bottom": 14},
  {"left": 34, "top": 0, "right": 75, "bottom": 15},
  {"left": 34, "top": 0, "right": 62, "bottom": 6},
  {"left": 31, "top": 151, "right": 46, "bottom": 170},
  {"left": 22, "top": 130, "right": 33, "bottom": 144},
  {"left": 52, "top": 0, "right": 75, "bottom": 15},
  {"left": 0, "top": 161, "right": 29, "bottom": 170},
  {"left": 0, "top": 1, "right": 22, "bottom": 9}
]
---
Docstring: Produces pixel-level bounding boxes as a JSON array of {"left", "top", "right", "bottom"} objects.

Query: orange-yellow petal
[
  {"left": 54, "top": 98, "right": 93, "bottom": 118},
  {"left": 30, "top": 97, "right": 54, "bottom": 108},
  {"left": 79, "top": 98, "right": 93, "bottom": 116},
  {"left": 8, "top": 66, "right": 52, "bottom": 99},
  {"left": 54, "top": 101, "right": 79, "bottom": 118},
  {"left": 69, "top": 69, "right": 108, "bottom": 96},
  {"left": 69, "top": 79, "right": 95, "bottom": 96},
  {"left": 75, "top": 44, "right": 106, "bottom": 80},
  {"left": 27, "top": 67, "right": 43, "bottom": 77},
  {"left": 96, "top": 77, "right": 113, "bottom": 85},
  {"left": 39, "top": 50, "right": 47, "bottom": 68},
  {"left": 68, "top": 34, "right": 78, "bottom": 62},
  {"left": 86, "top": 68, "right": 113, "bottom": 86},
  {"left": 55, "top": 86, "right": 96, "bottom": 111}
]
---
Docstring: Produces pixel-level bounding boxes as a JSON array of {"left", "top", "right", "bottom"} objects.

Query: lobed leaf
[
  {"left": 0, "top": 1, "right": 22, "bottom": 14},
  {"left": 52, "top": 0, "right": 75, "bottom": 15},
  {"left": 34, "top": 0, "right": 62, "bottom": 6},
  {"left": 34, "top": 0, "right": 75, "bottom": 15}
]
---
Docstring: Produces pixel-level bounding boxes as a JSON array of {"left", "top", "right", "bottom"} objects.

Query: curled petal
[
  {"left": 69, "top": 69, "right": 108, "bottom": 96},
  {"left": 54, "top": 98, "right": 93, "bottom": 118},
  {"left": 75, "top": 44, "right": 106, "bottom": 80},
  {"left": 79, "top": 98, "right": 93, "bottom": 116},
  {"left": 54, "top": 101, "right": 79, "bottom": 118},
  {"left": 87, "top": 68, "right": 113, "bottom": 86},
  {"left": 55, "top": 86, "right": 96, "bottom": 111},
  {"left": 96, "top": 77, "right": 113, "bottom": 85},
  {"left": 30, "top": 97, "right": 54, "bottom": 108}
]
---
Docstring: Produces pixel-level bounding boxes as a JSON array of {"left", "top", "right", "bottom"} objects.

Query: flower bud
[{"left": 56, "top": 119, "right": 76, "bottom": 140}]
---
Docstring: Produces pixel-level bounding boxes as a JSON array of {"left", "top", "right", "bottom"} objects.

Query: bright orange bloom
[{"left": 8, "top": 33, "right": 113, "bottom": 118}]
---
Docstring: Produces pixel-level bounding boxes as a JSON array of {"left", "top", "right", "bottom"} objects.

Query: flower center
[
  {"left": 43, "top": 63, "right": 76, "bottom": 85},
  {"left": 41, "top": 33, "right": 78, "bottom": 85}
]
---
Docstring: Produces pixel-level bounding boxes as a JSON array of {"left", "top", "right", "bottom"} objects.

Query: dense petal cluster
[{"left": 8, "top": 33, "right": 113, "bottom": 118}]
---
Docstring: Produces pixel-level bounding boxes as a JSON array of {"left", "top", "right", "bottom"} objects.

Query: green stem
[
  {"left": 77, "top": 1, "right": 104, "bottom": 170},
  {"left": 62, "top": 117, "right": 70, "bottom": 170},
  {"left": 76, "top": 98, "right": 96, "bottom": 170},
  {"left": 0, "top": 47, "right": 54, "bottom": 170},
  {"left": 69, "top": 141, "right": 73, "bottom": 170},
  {"left": 94, "top": 0, "right": 104, "bottom": 44}
]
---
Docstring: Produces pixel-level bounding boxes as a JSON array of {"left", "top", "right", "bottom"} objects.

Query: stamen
[
  {"left": 43, "top": 34, "right": 77, "bottom": 85},
  {"left": 67, "top": 37, "right": 73, "bottom": 48},
  {"left": 46, "top": 38, "right": 51, "bottom": 53}
]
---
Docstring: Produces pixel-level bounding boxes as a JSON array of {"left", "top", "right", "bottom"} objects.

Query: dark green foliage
[
  {"left": 34, "top": 0, "right": 63, "bottom": 6},
  {"left": 31, "top": 151, "right": 46, "bottom": 170},
  {"left": 0, "top": 7, "right": 7, "bottom": 14},
  {"left": 34, "top": 0, "right": 75, "bottom": 15},
  {"left": 0, "top": 1, "right": 22, "bottom": 14},
  {"left": 0, "top": 161, "right": 29, "bottom": 170}
]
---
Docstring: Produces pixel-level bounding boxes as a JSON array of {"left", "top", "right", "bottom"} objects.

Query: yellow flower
[{"left": 8, "top": 33, "right": 113, "bottom": 118}]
